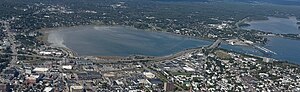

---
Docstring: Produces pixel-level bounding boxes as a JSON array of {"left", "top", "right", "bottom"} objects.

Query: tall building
[
  {"left": 0, "top": 84, "right": 6, "bottom": 92},
  {"left": 164, "top": 82, "right": 175, "bottom": 92}
]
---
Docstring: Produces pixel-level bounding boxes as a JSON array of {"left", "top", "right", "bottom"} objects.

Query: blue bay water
[
  {"left": 47, "top": 25, "right": 300, "bottom": 64},
  {"left": 241, "top": 17, "right": 300, "bottom": 64},
  {"left": 48, "top": 26, "right": 212, "bottom": 56},
  {"left": 264, "top": 37, "right": 300, "bottom": 64},
  {"left": 243, "top": 17, "right": 300, "bottom": 34}
]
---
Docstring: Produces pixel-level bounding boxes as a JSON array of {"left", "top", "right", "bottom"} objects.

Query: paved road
[
  {"left": 0, "top": 39, "right": 207, "bottom": 65},
  {"left": 2, "top": 21, "right": 18, "bottom": 67}
]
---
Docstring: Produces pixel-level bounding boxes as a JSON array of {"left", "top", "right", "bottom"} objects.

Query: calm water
[
  {"left": 47, "top": 25, "right": 300, "bottom": 64},
  {"left": 264, "top": 37, "right": 300, "bottom": 64},
  {"left": 221, "top": 38, "right": 300, "bottom": 64},
  {"left": 241, "top": 17, "right": 300, "bottom": 64},
  {"left": 243, "top": 17, "right": 300, "bottom": 34},
  {"left": 48, "top": 26, "right": 212, "bottom": 56}
]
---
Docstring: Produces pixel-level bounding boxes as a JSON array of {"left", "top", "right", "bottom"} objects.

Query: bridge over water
[{"left": 207, "top": 38, "right": 223, "bottom": 50}]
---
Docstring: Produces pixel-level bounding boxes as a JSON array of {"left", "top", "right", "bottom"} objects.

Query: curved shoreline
[
  {"left": 38, "top": 28, "right": 79, "bottom": 57},
  {"left": 37, "top": 25, "right": 214, "bottom": 58}
]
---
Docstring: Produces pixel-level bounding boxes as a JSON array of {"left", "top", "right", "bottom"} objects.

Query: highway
[
  {"left": 0, "top": 45, "right": 203, "bottom": 64},
  {"left": 2, "top": 21, "right": 18, "bottom": 67},
  {"left": 0, "top": 38, "right": 216, "bottom": 64}
]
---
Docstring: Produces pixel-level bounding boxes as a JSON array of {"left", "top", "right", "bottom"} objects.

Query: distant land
[
  {"left": 152, "top": 0, "right": 209, "bottom": 2},
  {"left": 154, "top": 0, "right": 300, "bottom": 6},
  {"left": 227, "top": 0, "right": 300, "bottom": 6}
]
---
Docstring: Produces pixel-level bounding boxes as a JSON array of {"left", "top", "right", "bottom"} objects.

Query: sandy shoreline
[
  {"left": 38, "top": 27, "right": 70, "bottom": 47},
  {"left": 37, "top": 28, "right": 79, "bottom": 57}
]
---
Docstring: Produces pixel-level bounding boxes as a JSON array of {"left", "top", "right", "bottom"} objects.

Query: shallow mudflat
[{"left": 47, "top": 25, "right": 212, "bottom": 56}]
